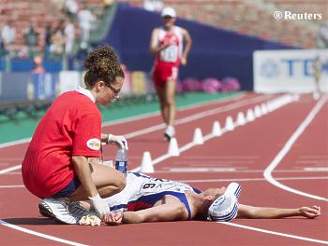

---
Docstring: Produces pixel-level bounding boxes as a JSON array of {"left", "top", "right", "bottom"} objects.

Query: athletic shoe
[
  {"left": 164, "top": 125, "right": 175, "bottom": 141},
  {"left": 38, "top": 200, "right": 54, "bottom": 218},
  {"left": 68, "top": 202, "right": 102, "bottom": 225},
  {"left": 68, "top": 201, "right": 90, "bottom": 219},
  {"left": 208, "top": 182, "right": 241, "bottom": 222},
  {"left": 38, "top": 198, "right": 78, "bottom": 225}
]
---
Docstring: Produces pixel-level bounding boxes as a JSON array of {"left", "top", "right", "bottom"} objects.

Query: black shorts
[{"left": 52, "top": 177, "right": 81, "bottom": 198}]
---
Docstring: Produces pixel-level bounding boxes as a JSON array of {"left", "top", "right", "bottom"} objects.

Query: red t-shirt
[{"left": 22, "top": 91, "right": 102, "bottom": 198}]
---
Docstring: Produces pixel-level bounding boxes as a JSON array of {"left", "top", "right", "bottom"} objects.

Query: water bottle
[{"left": 115, "top": 148, "right": 128, "bottom": 175}]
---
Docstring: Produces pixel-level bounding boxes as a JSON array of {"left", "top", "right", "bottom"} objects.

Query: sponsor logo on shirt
[{"left": 86, "top": 138, "right": 101, "bottom": 151}]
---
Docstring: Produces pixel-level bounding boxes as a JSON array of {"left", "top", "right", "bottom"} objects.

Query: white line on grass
[{"left": 264, "top": 96, "right": 328, "bottom": 202}]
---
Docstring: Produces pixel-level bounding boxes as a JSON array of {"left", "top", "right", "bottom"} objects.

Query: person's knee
[
  {"left": 166, "top": 97, "right": 175, "bottom": 106},
  {"left": 114, "top": 174, "right": 126, "bottom": 192},
  {"left": 100, "top": 173, "right": 126, "bottom": 197}
]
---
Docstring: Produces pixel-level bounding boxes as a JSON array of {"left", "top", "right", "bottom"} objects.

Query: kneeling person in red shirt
[{"left": 22, "top": 46, "right": 127, "bottom": 224}]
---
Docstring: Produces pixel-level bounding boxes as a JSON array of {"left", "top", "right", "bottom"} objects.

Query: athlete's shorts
[
  {"left": 152, "top": 62, "right": 179, "bottom": 87},
  {"left": 52, "top": 177, "right": 80, "bottom": 198}
]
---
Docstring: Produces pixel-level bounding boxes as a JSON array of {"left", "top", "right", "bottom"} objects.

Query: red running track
[{"left": 0, "top": 93, "right": 327, "bottom": 246}]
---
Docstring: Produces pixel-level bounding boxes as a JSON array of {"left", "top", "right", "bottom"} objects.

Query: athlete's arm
[
  {"left": 123, "top": 202, "right": 188, "bottom": 223},
  {"left": 103, "top": 196, "right": 189, "bottom": 224},
  {"left": 237, "top": 204, "right": 320, "bottom": 219},
  {"left": 181, "top": 28, "right": 192, "bottom": 65},
  {"left": 149, "top": 28, "right": 170, "bottom": 55}
]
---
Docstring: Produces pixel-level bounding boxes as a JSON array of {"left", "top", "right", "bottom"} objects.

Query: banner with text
[{"left": 253, "top": 49, "right": 328, "bottom": 93}]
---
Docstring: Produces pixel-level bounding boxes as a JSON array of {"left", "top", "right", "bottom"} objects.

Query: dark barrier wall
[
  {"left": 0, "top": 73, "right": 58, "bottom": 102},
  {"left": 102, "top": 4, "right": 292, "bottom": 90},
  {"left": 0, "top": 72, "right": 30, "bottom": 101}
]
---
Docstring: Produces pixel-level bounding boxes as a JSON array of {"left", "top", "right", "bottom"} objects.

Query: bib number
[{"left": 160, "top": 45, "right": 178, "bottom": 62}]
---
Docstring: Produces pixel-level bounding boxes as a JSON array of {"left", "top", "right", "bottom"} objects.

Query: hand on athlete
[
  {"left": 107, "top": 134, "right": 128, "bottom": 150},
  {"left": 89, "top": 194, "right": 110, "bottom": 218},
  {"left": 103, "top": 211, "right": 123, "bottom": 225},
  {"left": 299, "top": 205, "right": 320, "bottom": 218}
]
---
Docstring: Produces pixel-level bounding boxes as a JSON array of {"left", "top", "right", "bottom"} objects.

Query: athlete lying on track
[{"left": 40, "top": 172, "right": 321, "bottom": 226}]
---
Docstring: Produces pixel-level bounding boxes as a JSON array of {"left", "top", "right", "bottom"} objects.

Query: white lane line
[
  {"left": 160, "top": 169, "right": 328, "bottom": 173},
  {"left": 304, "top": 167, "right": 328, "bottom": 172},
  {"left": 0, "top": 219, "right": 88, "bottom": 246},
  {"left": 222, "top": 222, "right": 328, "bottom": 245},
  {"left": 180, "top": 176, "right": 328, "bottom": 183},
  {"left": 264, "top": 96, "right": 328, "bottom": 202},
  {"left": 2, "top": 176, "right": 327, "bottom": 189},
  {"left": 0, "top": 165, "right": 21, "bottom": 175},
  {"left": 6, "top": 168, "right": 328, "bottom": 175},
  {"left": 169, "top": 167, "right": 237, "bottom": 172},
  {"left": 0, "top": 93, "right": 246, "bottom": 149},
  {"left": 0, "top": 138, "right": 32, "bottom": 149},
  {"left": 103, "top": 92, "right": 247, "bottom": 128},
  {"left": 124, "top": 94, "right": 269, "bottom": 139},
  {"left": 131, "top": 94, "right": 294, "bottom": 172},
  {"left": 0, "top": 185, "right": 24, "bottom": 188}
]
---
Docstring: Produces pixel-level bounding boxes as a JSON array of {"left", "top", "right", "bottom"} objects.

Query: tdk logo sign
[{"left": 260, "top": 58, "right": 328, "bottom": 78}]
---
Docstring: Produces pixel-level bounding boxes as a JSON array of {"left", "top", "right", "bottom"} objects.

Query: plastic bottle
[{"left": 115, "top": 148, "right": 128, "bottom": 175}]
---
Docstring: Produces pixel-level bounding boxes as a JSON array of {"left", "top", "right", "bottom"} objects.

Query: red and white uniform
[
  {"left": 22, "top": 88, "right": 102, "bottom": 198},
  {"left": 152, "top": 26, "right": 184, "bottom": 86}
]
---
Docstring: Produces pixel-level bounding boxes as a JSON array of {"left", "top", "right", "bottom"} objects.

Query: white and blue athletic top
[{"left": 104, "top": 172, "right": 201, "bottom": 219}]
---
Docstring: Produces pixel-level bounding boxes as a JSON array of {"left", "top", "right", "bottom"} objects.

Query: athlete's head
[
  {"left": 202, "top": 187, "right": 226, "bottom": 202},
  {"left": 161, "top": 7, "right": 176, "bottom": 29},
  {"left": 84, "top": 46, "right": 124, "bottom": 105},
  {"left": 207, "top": 183, "right": 241, "bottom": 222}
]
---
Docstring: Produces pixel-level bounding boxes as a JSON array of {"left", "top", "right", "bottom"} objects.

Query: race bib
[{"left": 160, "top": 45, "right": 179, "bottom": 62}]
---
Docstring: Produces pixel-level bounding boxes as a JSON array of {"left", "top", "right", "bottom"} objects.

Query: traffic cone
[
  {"left": 246, "top": 109, "right": 255, "bottom": 122},
  {"left": 140, "top": 151, "right": 154, "bottom": 173},
  {"left": 225, "top": 116, "right": 234, "bottom": 131},
  {"left": 212, "top": 121, "right": 222, "bottom": 137},
  {"left": 236, "top": 112, "right": 246, "bottom": 126},
  {"left": 193, "top": 128, "right": 204, "bottom": 144},
  {"left": 168, "top": 138, "right": 180, "bottom": 156},
  {"left": 261, "top": 103, "right": 268, "bottom": 115},
  {"left": 254, "top": 105, "right": 262, "bottom": 118}
]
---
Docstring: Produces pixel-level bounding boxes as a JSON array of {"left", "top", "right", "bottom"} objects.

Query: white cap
[{"left": 161, "top": 7, "right": 176, "bottom": 18}]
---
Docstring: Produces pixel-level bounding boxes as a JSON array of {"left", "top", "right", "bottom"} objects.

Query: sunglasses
[{"left": 108, "top": 83, "right": 121, "bottom": 101}]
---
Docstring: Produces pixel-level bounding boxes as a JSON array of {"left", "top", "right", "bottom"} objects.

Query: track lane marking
[
  {"left": 222, "top": 222, "right": 328, "bottom": 245},
  {"left": 0, "top": 219, "right": 88, "bottom": 246},
  {"left": 0, "top": 165, "right": 21, "bottom": 175},
  {"left": 264, "top": 96, "right": 328, "bottom": 202},
  {"left": 1, "top": 176, "right": 327, "bottom": 188}
]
